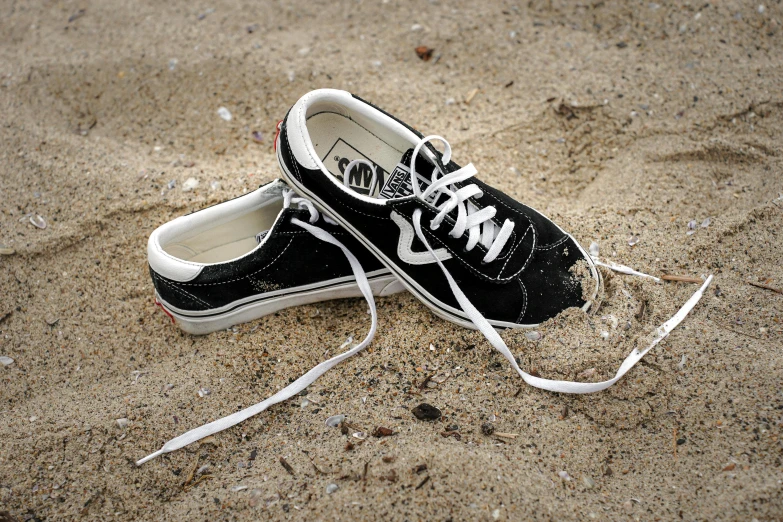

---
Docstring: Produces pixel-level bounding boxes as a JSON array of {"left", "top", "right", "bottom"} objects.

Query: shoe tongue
[{"left": 377, "top": 148, "right": 442, "bottom": 201}]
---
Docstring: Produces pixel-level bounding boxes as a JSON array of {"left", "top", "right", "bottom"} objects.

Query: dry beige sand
[{"left": 1, "top": 0, "right": 782, "bottom": 520}]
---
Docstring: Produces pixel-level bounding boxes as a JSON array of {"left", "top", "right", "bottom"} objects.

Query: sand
[{"left": 1, "top": 0, "right": 782, "bottom": 520}]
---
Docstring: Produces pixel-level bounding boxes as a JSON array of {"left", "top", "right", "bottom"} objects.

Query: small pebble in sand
[
  {"left": 492, "top": 508, "right": 501, "bottom": 520},
  {"left": 583, "top": 476, "right": 596, "bottom": 488},
  {"left": 481, "top": 422, "right": 495, "bottom": 435},
  {"left": 600, "top": 331, "right": 609, "bottom": 340},
  {"left": 524, "top": 331, "right": 542, "bottom": 341},
  {"left": 412, "top": 403, "right": 442, "bottom": 421},
  {"left": 168, "top": 58, "right": 177, "bottom": 71},
  {"left": 701, "top": 217, "right": 711, "bottom": 228},
  {"left": 325, "top": 483, "right": 339, "bottom": 494},
  {"left": 29, "top": 215, "right": 47, "bottom": 229},
  {"left": 251, "top": 131, "right": 263, "bottom": 143},
  {"left": 116, "top": 418, "right": 129, "bottom": 428},
  {"left": 300, "top": 399, "right": 310, "bottom": 408},
  {"left": 578, "top": 368, "right": 597, "bottom": 380},
  {"left": 677, "top": 355, "right": 687, "bottom": 370},
  {"left": 217, "top": 107, "right": 232, "bottom": 121},
  {"left": 558, "top": 471, "right": 572, "bottom": 481},
  {"left": 0, "top": 245, "right": 15, "bottom": 255},
  {"left": 589, "top": 242, "right": 599, "bottom": 257},
  {"left": 325, "top": 414, "right": 345, "bottom": 427},
  {"left": 373, "top": 427, "right": 394, "bottom": 437},
  {"left": 210, "top": 181, "right": 220, "bottom": 191},
  {"left": 297, "top": 47, "right": 310, "bottom": 56},
  {"left": 686, "top": 219, "right": 698, "bottom": 235},
  {"left": 352, "top": 431, "right": 367, "bottom": 440},
  {"left": 182, "top": 177, "right": 199, "bottom": 192},
  {"left": 0, "top": 356, "right": 15, "bottom": 366},
  {"left": 167, "top": 180, "right": 176, "bottom": 190},
  {"left": 445, "top": 97, "right": 456, "bottom": 106},
  {"left": 627, "top": 235, "right": 639, "bottom": 246},
  {"left": 198, "top": 387, "right": 211, "bottom": 397},
  {"left": 231, "top": 485, "right": 248, "bottom": 492}
]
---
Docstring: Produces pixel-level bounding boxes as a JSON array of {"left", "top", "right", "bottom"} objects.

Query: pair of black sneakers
[{"left": 142, "top": 89, "right": 699, "bottom": 464}]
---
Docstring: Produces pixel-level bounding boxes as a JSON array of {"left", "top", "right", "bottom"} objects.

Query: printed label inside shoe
[
  {"left": 378, "top": 160, "right": 448, "bottom": 207},
  {"left": 323, "top": 139, "right": 388, "bottom": 197}
]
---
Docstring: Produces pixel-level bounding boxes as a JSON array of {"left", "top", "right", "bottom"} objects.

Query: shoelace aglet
[{"left": 136, "top": 448, "right": 166, "bottom": 466}]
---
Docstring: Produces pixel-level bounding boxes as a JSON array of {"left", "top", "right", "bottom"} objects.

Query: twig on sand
[
  {"left": 748, "top": 281, "right": 783, "bottom": 295},
  {"left": 717, "top": 324, "right": 762, "bottom": 340},
  {"left": 493, "top": 432, "right": 519, "bottom": 440},
  {"left": 661, "top": 274, "right": 704, "bottom": 283},
  {"left": 279, "top": 456, "right": 296, "bottom": 476}
]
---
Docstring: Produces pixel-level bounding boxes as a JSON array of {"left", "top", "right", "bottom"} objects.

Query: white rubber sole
[
  {"left": 277, "top": 153, "right": 599, "bottom": 330},
  {"left": 157, "top": 273, "right": 404, "bottom": 335}
]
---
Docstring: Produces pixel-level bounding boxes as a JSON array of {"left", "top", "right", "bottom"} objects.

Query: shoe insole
[{"left": 164, "top": 202, "right": 282, "bottom": 264}]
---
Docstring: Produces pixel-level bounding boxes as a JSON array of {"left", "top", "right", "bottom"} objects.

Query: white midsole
[
  {"left": 277, "top": 153, "right": 598, "bottom": 330},
  {"left": 158, "top": 273, "right": 404, "bottom": 335}
]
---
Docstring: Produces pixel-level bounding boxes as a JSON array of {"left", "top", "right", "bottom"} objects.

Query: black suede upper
[
  {"left": 277, "top": 96, "right": 595, "bottom": 325},
  {"left": 150, "top": 205, "right": 386, "bottom": 313}
]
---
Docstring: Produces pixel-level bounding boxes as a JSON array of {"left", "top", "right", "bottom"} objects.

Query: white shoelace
[
  {"left": 137, "top": 173, "right": 712, "bottom": 465},
  {"left": 399, "top": 135, "right": 713, "bottom": 392},
  {"left": 410, "top": 136, "right": 515, "bottom": 263},
  {"left": 136, "top": 190, "right": 375, "bottom": 465}
]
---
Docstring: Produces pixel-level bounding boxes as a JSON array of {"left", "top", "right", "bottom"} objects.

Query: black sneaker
[
  {"left": 148, "top": 179, "right": 404, "bottom": 334},
  {"left": 275, "top": 89, "right": 599, "bottom": 329}
]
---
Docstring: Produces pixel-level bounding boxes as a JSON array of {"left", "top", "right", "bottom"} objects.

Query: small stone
[
  {"left": 198, "top": 388, "right": 211, "bottom": 397},
  {"left": 627, "top": 235, "right": 639, "bottom": 246},
  {"left": 411, "top": 24, "right": 423, "bottom": 31},
  {"left": 411, "top": 403, "right": 441, "bottom": 421},
  {"left": 701, "top": 217, "right": 711, "bottom": 228},
  {"left": 352, "top": 431, "right": 367, "bottom": 440},
  {"left": 676, "top": 437, "right": 687, "bottom": 445},
  {"left": 116, "top": 418, "right": 129, "bottom": 428},
  {"left": 492, "top": 508, "right": 501, "bottom": 520},
  {"left": 168, "top": 58, "right": 178, "bottom": 71},
  {"left": 217, "top": 107, "right": 232, "bottom": 121},
  {"left": 589, "top": 242, "right": 599, "bottom": 257},
  {"left": 481, "top": 422, "right": 495, "bottom": 435},
  {"left": 182, "top": 177, "right": 199, "bottom": 192},
  {"left": 577, "top": 367, "right": 597, "bottom": 380},
  {"left": 210, "top": 181, "right": 220, "bottom": 191},
  {"left": 231, "top": 485, "right": 248, "bottom": 492},
  {"left": 251, "top": 131, "right": 263, "bottom": 143},
  {"left": 600, "top": 330, "right": 610, "bottom": 340},
  {"left": 524, "top": 330, "right": 542, "bottom": 341},
  {"left": 297, "top": 47, "right": 311, "bottom": 56},
  {"left": 29, "top": 215, "right": 47, "bottom": 229},
  {"left": 301, "top": 399, "right": 310, "bottom": 408},
  {"left": 325, "top": 483, "right": 339, "bottom": 494},
  {"left": 325, "top": 414, "right": 345, "bottom": 427},
  {"left": 0, "top": 356, "right": 15, "bottom": 366},
  {"left": 373, "top": 426, "right": 394, "bottom": 437},
  {"left": 558, "top": 471, "right": 572, "bottom": 481},
  {"left": 583, "top": 476, "right": 596, "bottom": 489},
  {"left": 0, "top": 245, "right": 15, "bottom": 255}
]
